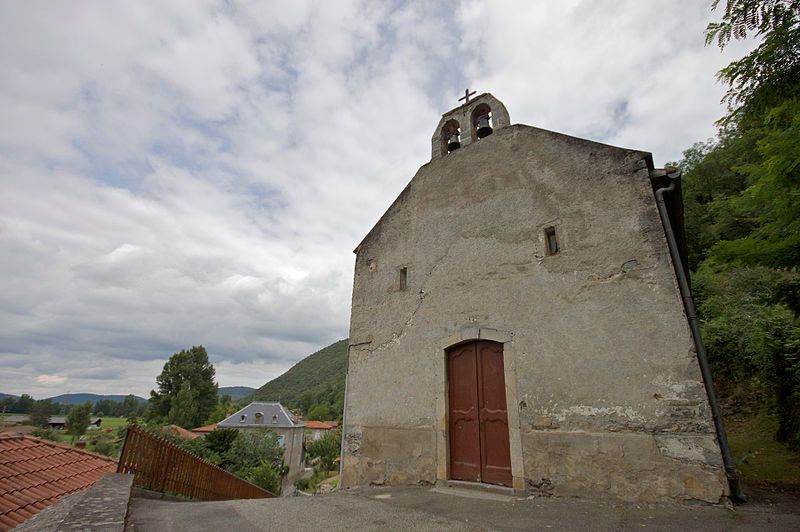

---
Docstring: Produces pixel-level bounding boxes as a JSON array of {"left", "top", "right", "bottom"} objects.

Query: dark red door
[
  {"left": 448, "top": 341, "right": 512, "bottom": 487},
  {"left": 448, "top": 342, "right": 481, "bottom": 482}
]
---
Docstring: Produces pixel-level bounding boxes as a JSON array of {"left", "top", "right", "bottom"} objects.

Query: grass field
[
  {"left": 98, "top": 416, "right": 129, "bottom": 429},
  {"left": 726, "top": 413, "right": 800, "bottom": 483}
]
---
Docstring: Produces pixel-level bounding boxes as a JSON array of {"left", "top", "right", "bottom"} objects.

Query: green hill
[
  {"left": 255, "top": 339, "right": 348, "bottom": 419},
  {"left": 218, "top": 386, "right": 256, "bottom": 400},
  {"left": 46, "top": 393, "right": 146, "bottom": 405}
]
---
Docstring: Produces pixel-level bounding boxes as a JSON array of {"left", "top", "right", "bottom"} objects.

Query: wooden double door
[{"left": 447, "top": 340, "right": 512, "bottom": 487}]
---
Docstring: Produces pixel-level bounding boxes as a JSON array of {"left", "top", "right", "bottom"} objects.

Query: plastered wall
[{"left": 342, "top": 123, "right": 727, "bottom": 502}]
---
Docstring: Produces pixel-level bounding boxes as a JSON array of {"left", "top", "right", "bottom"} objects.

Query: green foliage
[
  {"left": 31, "top": 428, "right": 60, "bottom": 442},
  {"left": 255, "top": 339, "right": 347, "bottom": 418},
  {"left": 167, "top": 382, "right": 200, "bottom": 429},
  {"left": 706, "top": 0, "right": 800, "bottom": 123},
  {"left": 9, "top": 394, "right": 35, "bottom": 414},
  {"left": 306, "top": 430, "right": 341, "bottom": 472},
  {"left": 224, "top": 429, "right": 284, "bottom": 476},
  {"left": 306, "top": 403, "right": 333, "bottom": 421},
  {"left": 29, "top": 400, "right": 55, "bottom": 428},
  {"left": 66, "top": 401, "right": 92, "bottom": 440},
  {"left": 669, "top": 0, "right": 800, "bottom": 451},
  {"left": 205, "top": 394, "right": 237, "bottom": 424},
  {"left": 204, "top": 428, "right": 240, "bottom": 455},
  {"left": 246, "top": 461, "right": 281, "bottom": 494},
  {"left": 148, "top": 346, "right": 218, "bottom": 428},
  {"left": 85, "top": 431, "right": 120, "bottom": 458}
]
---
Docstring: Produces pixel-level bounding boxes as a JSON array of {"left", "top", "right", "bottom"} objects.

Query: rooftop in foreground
[{"left": 0, "top": 433, "right": 116, "bottom": 531}]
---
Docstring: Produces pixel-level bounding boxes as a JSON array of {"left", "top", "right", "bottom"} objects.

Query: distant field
[{"left": 98, "top": 417, "right": 129, "bottom": 429}]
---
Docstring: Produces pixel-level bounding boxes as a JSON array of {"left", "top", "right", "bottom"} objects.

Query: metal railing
[{"left": 117, "top": 424, "right": 274, "bottom": 500}]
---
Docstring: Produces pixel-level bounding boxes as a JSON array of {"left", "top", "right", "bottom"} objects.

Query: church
[{"left": 340, "top": 93, "right": 731, "bottom": 502}]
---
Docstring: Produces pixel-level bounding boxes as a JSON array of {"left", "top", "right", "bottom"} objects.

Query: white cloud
[
  {"left": 0, "top": 0, "right": 756, "bottom": 398},
  {"left": 35, "top": 375, "right": 68, "bottom": 386}
]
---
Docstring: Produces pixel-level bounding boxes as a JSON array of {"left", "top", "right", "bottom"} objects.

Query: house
[
  {"left": 340, "top": 93, "right": 730, "bottom": 503},
  {"left": 0, "top": 432, "right": 116, "bottom": 530},
  {"left": 45, "top": 417, "right": 102, "bottom": 430},
  {"left": 304, "top": 420, "right": 336, "bottom": 441},
  {"left": 218, "top": 402, "right": 304, "bottom": 481}
]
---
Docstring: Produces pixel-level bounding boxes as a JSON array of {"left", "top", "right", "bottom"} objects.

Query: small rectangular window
[
  {"left": 545, "top": 227, "right": 559, "bottom": 256},
  {"left": 399, "top": 267, "right": 408, "bottom": 291}
]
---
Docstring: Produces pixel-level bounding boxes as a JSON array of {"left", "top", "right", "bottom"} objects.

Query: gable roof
[
  {"left": 0, "top": 433, "right": 116, "bottom": 531},
  {"left": 354, "top": 123, "right": 652, "bottom": 254},
  {"left": 218, "top": 402, "right": 303, "bottom": 429}
]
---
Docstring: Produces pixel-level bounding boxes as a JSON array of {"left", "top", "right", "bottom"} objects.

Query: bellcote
[{"left": 430, "top": 92, "right": 511, "bottom": 161}]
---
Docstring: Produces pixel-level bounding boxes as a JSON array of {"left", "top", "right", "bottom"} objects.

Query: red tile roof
[
  {"left": 305, "top": 421, "right": 335, "bottom": 430},
  {"left": 191, "top": 423, "right": 217, "bottom": 433},
  {"left": 0, "top": 433, "right": 116, "bottom": 531},
  {"left": 166, "top": 425, "right": 200, "bottom": 440}
]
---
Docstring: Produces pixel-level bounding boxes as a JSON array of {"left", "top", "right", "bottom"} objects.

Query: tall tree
[
  {"left": 167, "top": 382, "right": 199, "bottom": 428},
  {"left": 148, "top": 346, "right": 218, "bottom": 428},
  {"left": 29, "top": 400, "right": 54, "bottom": 428},
  {"left": 13, "top": 394, "right": 34, "bottom": 414},
  {"left": 66, "top": 401, "right": 92, "bottom": 442},
  {"left": 120, "top": 394, "right": 140, "bottom": 417}
]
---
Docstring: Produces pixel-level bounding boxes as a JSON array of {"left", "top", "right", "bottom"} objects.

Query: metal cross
[{"left": 458, "top": 88, "right": 477, "bottom": 105}]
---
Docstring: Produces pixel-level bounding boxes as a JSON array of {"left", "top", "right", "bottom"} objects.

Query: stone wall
[{"left": 341, "top": 121, "right": 727, "bottom": 502}]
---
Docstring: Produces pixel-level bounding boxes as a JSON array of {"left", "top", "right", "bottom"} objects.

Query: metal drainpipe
[
  {"left": 655, "top": 171, "right": 745, "bottom": 502},
  {"left": 337, "top": 356, "right": 350, "bottom": 488}
]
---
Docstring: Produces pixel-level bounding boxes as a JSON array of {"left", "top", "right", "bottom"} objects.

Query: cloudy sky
[{"left": 0, "top": 1, "right": 755, "bottom": 399}]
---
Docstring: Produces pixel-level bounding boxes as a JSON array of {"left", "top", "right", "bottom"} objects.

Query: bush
[
  {"left": 31, "top": 428, "right": 60, "bottom": 442},
  {"left": 225, "top": 429, "right": 283, "bottom": 476},
  {"left": 306, "top": 430, "right": 340, "bottom": 471},
  {"left": 247, "top": 461, "right": 281, "bottom": 495}
]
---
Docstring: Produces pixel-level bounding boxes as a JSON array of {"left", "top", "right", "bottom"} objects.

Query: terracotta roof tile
[
  {"left": 305, "top": 421, "right": 335, "bottom": 430},
  {"left": 0, "top": 434, "right": 116, "bottom": 531}
]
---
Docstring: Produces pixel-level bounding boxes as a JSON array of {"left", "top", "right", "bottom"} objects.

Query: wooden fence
[{"left": 117, "top": 425, "right": 274, "bottom": 500}]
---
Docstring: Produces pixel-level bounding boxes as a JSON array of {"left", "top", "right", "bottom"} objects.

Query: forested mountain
[
  {"left": 218, "top": 386, "right": 256, "bottom": 400},
  {"left": 674, "top": 0, "right": 800, "bottom": 449},
  {"left": 255, "top": 339, "right": 348, "bottom": 420},
  {"left": 46, "top": 393, "right": 146, "bottom": 405}
]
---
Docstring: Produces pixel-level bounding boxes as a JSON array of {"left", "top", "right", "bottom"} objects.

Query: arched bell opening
[
  {"left": 471, "top": 103, "right": 493, "bottom": 140},
  {"left": 441, "top": 119, "right": 462, "bottom": 156}
]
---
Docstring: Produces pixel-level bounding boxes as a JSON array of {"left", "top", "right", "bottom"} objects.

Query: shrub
[{"left": 247, "top": 461, "right": 281, "bottom": 495}]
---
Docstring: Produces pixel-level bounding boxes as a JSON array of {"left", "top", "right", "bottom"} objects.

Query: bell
[
  {"left": 447, "top": 132, "right": 461, "bottom": 152},
  {"left": 476, "top": 115, "right": 493, "bottom": 138}
]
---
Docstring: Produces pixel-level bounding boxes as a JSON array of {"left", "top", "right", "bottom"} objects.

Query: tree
[
  {"left": 167, "top": 382, "right": 199, "bottom": 428},
  {"left": 307, "top": 403, "right": 332, "bottom": 421},
  {"left": 224, "top": 429, "right": 283, "bottom": 477},
  {"left": 66, "top": 401, "right": 92, "bottom": 442},
  {"left": 206, "top": 394, "right": 236, "bottom": 424},
  {"left": 29, "top": 400, "right": 54, "bottom": 428},
  {"left": 669, "top": 0, "right": 800, "bottom": 447},
  {"left": 147, "top": 345, "right": 218, "bottom": 428},
  {"left": 247, "top": 461, "right": 281, "bottom": 494},
  {"left": 120, "top": 394, "right": 140, "bottom": 417},
  {"left": 12, "top": 394, "right": 34, "bottom": 414},
  {"left": 706, "top": 0, "right": 800, "bottom": 124},
  {"left": 306, "top": 430, "right": 340, "bottom": 471}
]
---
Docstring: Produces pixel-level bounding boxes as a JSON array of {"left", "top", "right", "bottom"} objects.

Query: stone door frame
[{"left": 436, "top": 327, "right": 525, "bottom": 491}]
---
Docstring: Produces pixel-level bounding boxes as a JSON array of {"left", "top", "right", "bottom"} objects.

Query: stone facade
[{"left": 340, "top": 93, "right": 728, "bottom": 503}]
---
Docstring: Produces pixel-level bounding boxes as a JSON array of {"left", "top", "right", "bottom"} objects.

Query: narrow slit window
[
  {"left": 545, "top": 227, "right": 559, "bottom": 256},
  {"left": 399, "top": 267, "right": 408, "bottom": 291}
]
